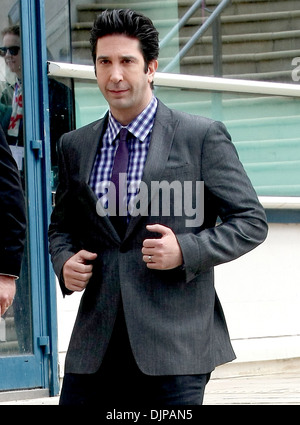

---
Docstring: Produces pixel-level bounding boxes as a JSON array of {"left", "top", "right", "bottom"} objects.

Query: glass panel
[
  {"left": 0, "top": 1, "right": 33, "bottom": 355},
  {"left": 156, "top": 86, "right": 300, "bottom": 196},
  {"left": 65, "top": 71, "right": 300, "bottom": 197},
  {"left": 45, "top": 0, "right": 71, "bottom": 63},
  {"left": 69, "top": 0, "right": 181, "bottom": 129},
  {"left": 45, "top": 0, "right": 74, "bottom": 192},
  {"left": 173, "top": 0, "right": 300, "bottom": 84},
  {"left": 68, "top": 0, "right": 300, "bottom": 196},
  {"left": 79, "top": 0, "right": 297, "bottom": 84},
  {"left": 70, "top": 0, "right": 180, "bottom": 69},
  {"left": 74, "top": 78, "right": 106, "bottom": 128}
]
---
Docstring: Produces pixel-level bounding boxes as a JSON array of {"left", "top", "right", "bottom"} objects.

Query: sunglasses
[{"left": 0, "top": 46, "right": 20, "bottom": 57}]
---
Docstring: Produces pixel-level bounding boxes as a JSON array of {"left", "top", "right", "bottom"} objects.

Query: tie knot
[{"left": 119, "top": 128, "right": 128, "bottom": 143}]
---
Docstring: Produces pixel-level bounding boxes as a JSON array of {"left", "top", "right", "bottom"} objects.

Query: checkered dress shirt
[{"left": 89, "top": 96, "right": 158, "bottom": 214}]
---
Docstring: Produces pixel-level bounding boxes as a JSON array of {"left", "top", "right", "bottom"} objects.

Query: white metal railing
[
  {"left": 259, "top": 197, "right": 300, "bottom": 210},
  {"left": 48, "top": 61, "right": 300, "bottom": 98},
  {"left": 47, "top": 61, "right": 300, "bottom": 210}
]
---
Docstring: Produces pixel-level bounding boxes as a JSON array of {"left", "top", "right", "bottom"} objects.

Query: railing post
[
  {"left": 212, "top": 15, "right": 223, "bottom": 121},
  {"left": 212, "top": 15, "right": 223, "bottom": 77},
  {"left": 163, "top": 0, "right": 231, "bottom": 73}
]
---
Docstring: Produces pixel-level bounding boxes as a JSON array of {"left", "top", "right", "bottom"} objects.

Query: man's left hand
[
  {"left": 142, "top": 224, "right": 183, "bottom": 270},
  {"left": 0, "top": 275, "right": 16, "bottom": 316}
]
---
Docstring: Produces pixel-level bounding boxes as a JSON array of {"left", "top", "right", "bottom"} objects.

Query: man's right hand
[{"left": 63, "top": 250, "right": 97, "bottom": 292}]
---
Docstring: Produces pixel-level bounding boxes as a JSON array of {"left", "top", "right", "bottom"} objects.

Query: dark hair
[{"left": 90, "top": 9, "right": 159, "bottom": 72}]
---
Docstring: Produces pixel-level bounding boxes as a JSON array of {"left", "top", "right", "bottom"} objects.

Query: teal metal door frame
[
  {"left": 0, "top": 0, "right": 59, "bottom": 396},
  {"left": 21, "top": 0, "right": 59, "bottom": 396}
]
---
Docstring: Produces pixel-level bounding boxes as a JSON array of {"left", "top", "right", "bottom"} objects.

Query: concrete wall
[{"left": 215, "top": 223, "right": 300, "bottom": 368}]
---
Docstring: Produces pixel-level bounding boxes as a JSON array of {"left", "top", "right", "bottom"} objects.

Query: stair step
[
  {"left": 179, "top": 0, "right": 300, "bottom": 16},
  {"left": 179, "top": 10, "right": 300, "bottom": 37},
  {"left": 225, "top": 70, "right": 294, "bottom": 82},
  {"left": 76, "top": 0, "right": 300, "bottom": 18},
  {"left": 77, "top": 1, "right": 177, "bottom": 11},
  {"left": 182, "top": 49, "right": 299, "bottom": 64},
  {"left": 73, "top": 10, "right": 300, "bottom": 29},
  {"left": 76, "top": 1, "right": 181, "bottom": 22},
  {"left": 167, "top": 48, "right": 297, "bottom": 80},
  {"left": 73, "top": 28, "right": 300, "bottom": 49},
  {"left": 177, "top": 30, "right": 300, "bottom": 56}
]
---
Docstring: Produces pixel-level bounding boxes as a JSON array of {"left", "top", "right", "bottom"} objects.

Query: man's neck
[{"left": 110, "top": 93, "right": 153, "bottom": 126}]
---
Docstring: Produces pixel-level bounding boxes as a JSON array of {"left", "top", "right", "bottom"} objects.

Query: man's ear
[{"left": 147, "top": 59, "right": 158, "bottom": 84}]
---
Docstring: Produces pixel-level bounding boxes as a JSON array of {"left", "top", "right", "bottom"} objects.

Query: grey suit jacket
[{"left": 49, "top": 100, "right": 268, "bottom": 375}]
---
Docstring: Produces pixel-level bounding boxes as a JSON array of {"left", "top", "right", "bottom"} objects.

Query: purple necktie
[{"left": 108, "top": 128, "right": 129, "bottom": 234}]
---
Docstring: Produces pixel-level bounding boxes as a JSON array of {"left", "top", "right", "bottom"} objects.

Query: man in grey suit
[{"left": 49, "top": 9, "right": 268, "bottom": 405}]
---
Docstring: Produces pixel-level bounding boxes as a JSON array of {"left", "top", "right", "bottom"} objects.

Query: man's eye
[{"left": 98, "top": 59, "right": 109, "bottom": 65}]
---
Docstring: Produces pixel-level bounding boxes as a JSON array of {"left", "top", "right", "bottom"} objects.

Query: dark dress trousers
[{"left": 49, "top": 100, "right": 268, "bottom": 376}]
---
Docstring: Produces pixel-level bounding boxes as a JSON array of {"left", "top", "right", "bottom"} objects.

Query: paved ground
[
  {"left": 1, "top": 371, "right": 299, "bottom": 405},
  {"left": 204, "top": 371, "right": 300, "bottom": 405}
]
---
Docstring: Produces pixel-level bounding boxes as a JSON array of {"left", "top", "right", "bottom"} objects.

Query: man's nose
[{"left": 110, "top": 64, "right": 123, "bottom": 83}]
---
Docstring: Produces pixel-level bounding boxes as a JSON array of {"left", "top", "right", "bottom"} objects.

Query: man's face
[{"left": 95, "top": 34, "right": 158, "bottom": 125}]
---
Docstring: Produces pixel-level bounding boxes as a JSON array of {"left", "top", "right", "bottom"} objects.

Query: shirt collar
[{"left": 107, "top": 96, "right": 158, "bottom": 144}]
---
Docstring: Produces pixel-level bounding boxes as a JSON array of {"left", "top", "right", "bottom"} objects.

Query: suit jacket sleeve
[
  {"left": 0, "top": 125, "right": 26, "bottom": 276},
  {"left": 176, "top": 120, "right": 268, "bottom": 283},
  {"left": 48, "top": 133, "right": 80, "bottom": 295}
]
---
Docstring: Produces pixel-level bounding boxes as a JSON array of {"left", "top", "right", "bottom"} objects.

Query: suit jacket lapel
[
  {"left": 79, "top": 114, "right": 122, "bottom": 242},
  {"left": 125, "top": 101, "right": 179, "bottom": 239},
  {"left": 81, "top": 116, "right": 107, "bottom": 183},
  {"left": 80, "top": 103, "right": 179, "bottom": 243}
]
